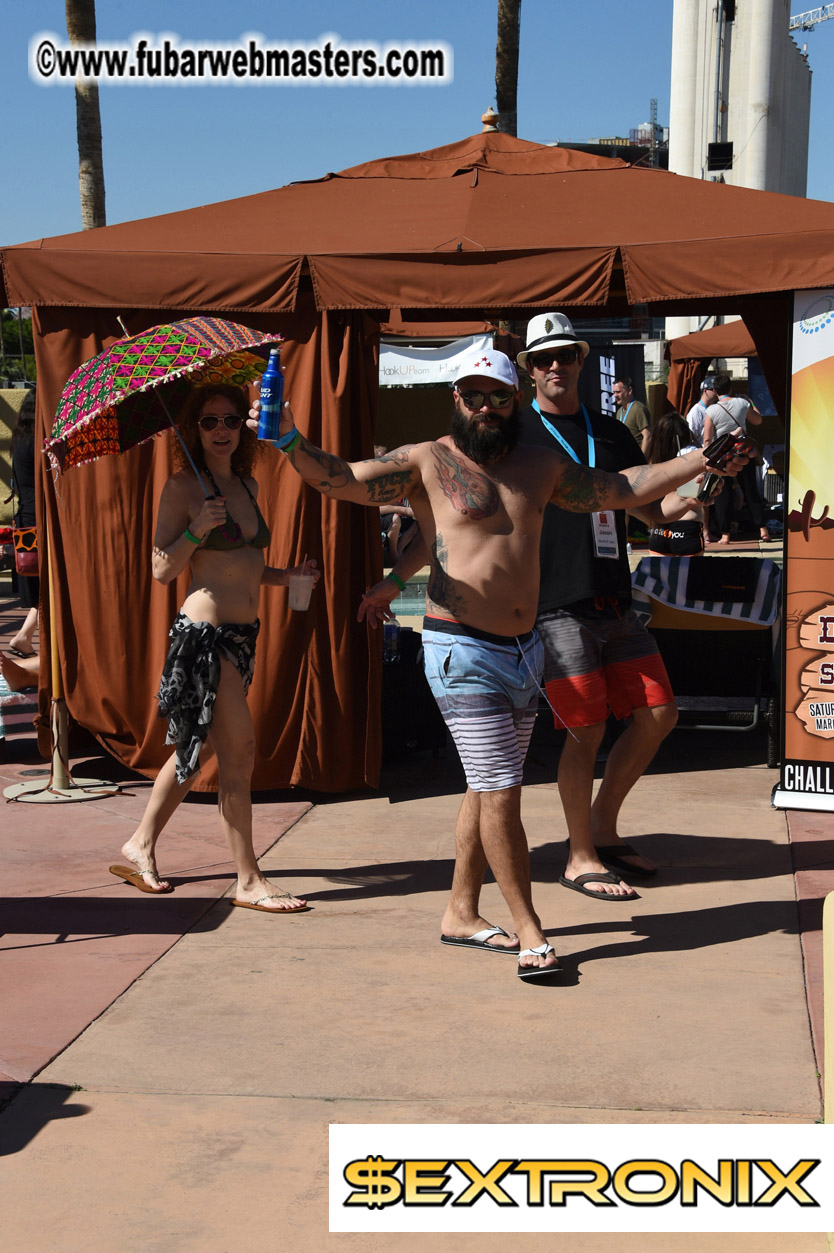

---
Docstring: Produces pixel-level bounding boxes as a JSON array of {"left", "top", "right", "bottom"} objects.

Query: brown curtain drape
[
  {"left": 666, "top": 357, "right": 706, "bottom": 415},
  {"left": 31, "top": 291, "right": 383, "bottom": 792}
]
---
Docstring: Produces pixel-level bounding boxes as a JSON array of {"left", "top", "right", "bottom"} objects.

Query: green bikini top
[{"left": 199, "top": 469, "right": 271, "bottom": 551}]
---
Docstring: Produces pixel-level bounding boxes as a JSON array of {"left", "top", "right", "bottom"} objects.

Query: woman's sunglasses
[
  {"left": 198, "top": 413, "right": 243, "bottom": 432},
  {"left": 457, "top": 388, "right": 514, "bottom": 410},
  {"left": 528, "top": 347, "right": 581, "bottom": 369}
]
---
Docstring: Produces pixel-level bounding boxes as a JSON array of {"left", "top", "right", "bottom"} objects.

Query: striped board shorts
[{"left": 421, "top": 615, "right": 544, "bottom": 792}]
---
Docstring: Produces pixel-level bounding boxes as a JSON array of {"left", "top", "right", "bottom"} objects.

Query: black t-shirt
[{"left": 519, "top": 403, "right": 646, "bottom": 612}]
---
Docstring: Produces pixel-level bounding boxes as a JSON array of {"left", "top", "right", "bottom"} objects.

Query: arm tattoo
[
  {"left": 365, "top": 469, "right": 414, "bottom": 503},
  {"left": 555, "top": 462, "right": 636, "bottom": 513},
  {"left": 287, "top": 435, "right": 350, "bottom": 493},
  {"left": 427, "top": 532, "right": 467, "bottom": 617},
  {"left": 358, "top": 446, "right": 414, "bottom": 467},
  {"left": 288, "top": 436, "right": 413, "bottom": 501},
  {"left": 430, "top": 443, "right": 499, "bottom": 520}
]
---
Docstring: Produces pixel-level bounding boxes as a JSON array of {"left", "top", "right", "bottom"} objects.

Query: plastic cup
[{"left": 288, "top": 571, "right": 315, "bottom": 611}]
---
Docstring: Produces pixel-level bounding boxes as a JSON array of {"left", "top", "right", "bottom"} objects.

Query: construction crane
[{"left": 790, "top": 4, "right": 834, "bottom": 30}]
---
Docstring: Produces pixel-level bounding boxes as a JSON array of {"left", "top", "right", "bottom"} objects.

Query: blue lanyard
[
  {"left": 532, "top": 400, "right": 595, "bottom": 469},
  {"left": 619, "top": 401, "right": 634, "bottom": 423}
]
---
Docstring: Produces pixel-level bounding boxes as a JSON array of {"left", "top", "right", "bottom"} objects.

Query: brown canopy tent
[
  {"left": 2, "top": 131, "right": 833, "bottom": 791},
  {"left": 667, "top": 320, "right": 759, "bottom": 414}
]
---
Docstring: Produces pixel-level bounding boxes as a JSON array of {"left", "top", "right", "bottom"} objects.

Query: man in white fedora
[
  {"left": 517, "top": 312, "right": 697, "bottom": 901},
  {"left": 263, "top": 344, "right": 749, "bottom": 977}
]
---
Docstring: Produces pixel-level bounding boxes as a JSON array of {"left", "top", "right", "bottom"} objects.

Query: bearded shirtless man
[{"left": 253, "top": 350, "right": 746, "bottom": 980}]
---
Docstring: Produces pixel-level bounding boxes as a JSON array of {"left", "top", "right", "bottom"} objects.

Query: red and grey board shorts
[{"left": 536, "top": 606, "right": 674, "bottom": 729}]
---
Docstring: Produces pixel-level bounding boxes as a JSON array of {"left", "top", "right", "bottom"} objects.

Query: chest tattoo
[{"left": 431, "top": 444, "right": 500, "bottom": 520}]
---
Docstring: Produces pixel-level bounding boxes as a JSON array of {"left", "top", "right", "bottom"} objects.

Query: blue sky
[{"left": 3, "top": 0, "right": 834, "bottom": 246}]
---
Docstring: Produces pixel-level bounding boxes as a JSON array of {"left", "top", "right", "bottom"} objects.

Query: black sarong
[{"left": 157, "top": 612, "right": 260, "bottom": 783}]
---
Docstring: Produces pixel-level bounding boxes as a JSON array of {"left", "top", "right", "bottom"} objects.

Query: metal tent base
[{"left": 4, "top": 777, "right": 120, "bottom": 803}]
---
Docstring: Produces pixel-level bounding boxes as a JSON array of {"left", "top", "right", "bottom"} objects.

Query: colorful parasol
[{"left": 45, "top": 316, "right": 283, "bottom": 478}]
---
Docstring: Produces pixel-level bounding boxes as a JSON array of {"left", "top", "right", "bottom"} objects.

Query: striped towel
[
  {"left": 0, "top": 672, "right": 39, "bottom": 738},
  {"left": 631, "top": 556, "right": 781, "bottom": 625}
]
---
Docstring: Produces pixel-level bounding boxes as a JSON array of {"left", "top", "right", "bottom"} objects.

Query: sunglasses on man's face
[
  {"left": 457, "top": 388, "right": 514, "bottom": 411},
  {"left": 529, "top": 347, "right": 581, "bottom": 369},
  {"left": 198, "top": 413, "right": 243, "bottom": 432}
]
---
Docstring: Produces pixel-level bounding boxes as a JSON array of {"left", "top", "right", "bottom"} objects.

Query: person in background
[
  {"left": 0, "top": 650, "right": 39, "bottom": 691},
  {"left": 375, "top": 444, "right": 419, "bottom": 565},
  {"left": 613, "top": 376, "right": 651, "bottom": 454},
  {"left": 646, "top": 412, "right": 706, "bottom": 556},
  {"left": 704, "top": 373, "right": 769, "bottom": 546},
  {"left": 6, "top": 390, "right": 39, "bottom": 658},
  {"left": 684, "top": 376, "right": 718, "bottom": 448}
]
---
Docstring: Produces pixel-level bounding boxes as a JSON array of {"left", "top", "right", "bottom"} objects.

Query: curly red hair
[{"left": 174, "top": 384, "right": 259, "bottom": 477}]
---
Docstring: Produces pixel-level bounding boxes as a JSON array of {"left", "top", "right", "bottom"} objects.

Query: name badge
[{"left": 591, "top": 511, "right": 619, "bottom": 559}]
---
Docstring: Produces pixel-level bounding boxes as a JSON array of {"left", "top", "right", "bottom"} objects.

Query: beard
[{"left": 450, "top": 398, "right": 522, "bottom": 466}]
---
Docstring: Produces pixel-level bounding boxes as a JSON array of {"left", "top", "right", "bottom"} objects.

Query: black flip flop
[
  {"left": 559, "top": 872, "right": 640, "bottom": 902},
  {"left": 5, "top": 647, "right": 36, "bottom": 659}
]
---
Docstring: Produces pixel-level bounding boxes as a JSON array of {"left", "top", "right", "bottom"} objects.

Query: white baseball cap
[
  {"left": 453, "top": 348, "right": 519, "bottom": 390},
  {"left": 516, "top": 312, "right": 590, "bottom": 369}
]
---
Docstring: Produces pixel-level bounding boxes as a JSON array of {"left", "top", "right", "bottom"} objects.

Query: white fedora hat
[{"left": 516, "top": 312, "right": 590, "bottom": 369}]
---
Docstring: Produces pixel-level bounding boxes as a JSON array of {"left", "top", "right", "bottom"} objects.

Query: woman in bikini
[{"left": 110, "top": 383, "right": 317, "bottom": 912}]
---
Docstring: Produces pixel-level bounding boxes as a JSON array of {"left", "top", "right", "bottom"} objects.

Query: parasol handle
[{"left": 156, "top": 392, "right": 211, "bottom": 496}]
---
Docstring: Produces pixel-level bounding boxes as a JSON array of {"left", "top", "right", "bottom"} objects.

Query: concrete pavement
[{"left": 1, "top": 584, "right": 832, "bottom": 1251}]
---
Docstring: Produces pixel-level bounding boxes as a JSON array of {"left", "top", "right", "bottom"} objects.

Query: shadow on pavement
[
  {"left": 550, "top": 898, "right": 798, "bottom": 975},
  {"left": 0, "top": 893, "right": 231, "bottom": 938},
  {"left": 0, "top": 1083, "right": 90, "bottom": 1156}
]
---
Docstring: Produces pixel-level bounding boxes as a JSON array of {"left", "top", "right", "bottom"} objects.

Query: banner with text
[
  {"left": 379, "top": 335, "right": 492, "bottom": 387},
  {"left": 773, "top": 289, "right": 834, "bottom": 812}
]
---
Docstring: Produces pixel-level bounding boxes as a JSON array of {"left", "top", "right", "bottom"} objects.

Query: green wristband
[
  {"left": 281, "top": 428, "right": 302, "bottom": 454},
  {"left": 387, "top": 572, "right": 407, "bottom": 592},
  {"left": 184, "top": 527, "right": 203, "bottom": 545}
]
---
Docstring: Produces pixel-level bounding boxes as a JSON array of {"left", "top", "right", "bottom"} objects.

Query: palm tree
[
  {"left": 65, "top": 0, "right": 106, "bottom": 229},
  {"left": 495, "top": 0, "right": 521, "bottom": 137}
]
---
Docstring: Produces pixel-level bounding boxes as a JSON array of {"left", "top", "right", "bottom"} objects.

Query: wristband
[
  {"left": 184, "top": 527, "right": 204, "bottom": 545},
  {"left": 387, "top": 572, "right": 407, "bottom": 593},
  {"left": 272, "top": 425, "right": 300, "bottom": 452}
]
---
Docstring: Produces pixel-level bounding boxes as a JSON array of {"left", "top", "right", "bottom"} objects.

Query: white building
[{"left": 667, "top": 0, "right": 812, "bottom": 339}]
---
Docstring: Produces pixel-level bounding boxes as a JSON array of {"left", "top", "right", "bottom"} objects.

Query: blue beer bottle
[{"left": 257, "top": 346, "right": 284, "bottom": 441}]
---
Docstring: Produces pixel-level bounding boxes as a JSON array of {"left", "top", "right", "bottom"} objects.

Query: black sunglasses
[
  {"left": 529, "top": 347, "right": 581, "bottom": 369},
  {"left": 198, "top": 413, "right": 243, "bottom": 432},
  {"left": 457, "top": 388, "right": 514, "bottom": 410}
]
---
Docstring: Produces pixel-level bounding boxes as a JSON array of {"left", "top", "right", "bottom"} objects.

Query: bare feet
[
  {"left": 234, "top": 878, "right": 307, "bottom": 911},
  {"left": 563, "top": 853, "right": 634, "bottom": 897},
  {"left": 119, "top": 837, "right": 171, "bottom": 893},
  {"left": 441, "top": 910, "right": 519, "bottom": 951},
  {"left": 0, "top": 652, "right": 39, "bottom": 691},
  {"left": 7, "top": 636, "right": 36, "bottom": 657}
]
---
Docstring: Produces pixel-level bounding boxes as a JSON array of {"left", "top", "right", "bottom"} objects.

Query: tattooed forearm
[
  {"left": 553, "top": 461, "right": 654, "bottom": 513},
  {"left": 286, "top": 435, "right": 351, "bottom": 493},
  {"left": 552, "top": 463, "right": 619, "bottom": 512},
  {"left": 426, "top": 531, "right": 467, "bottom": 617}
]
